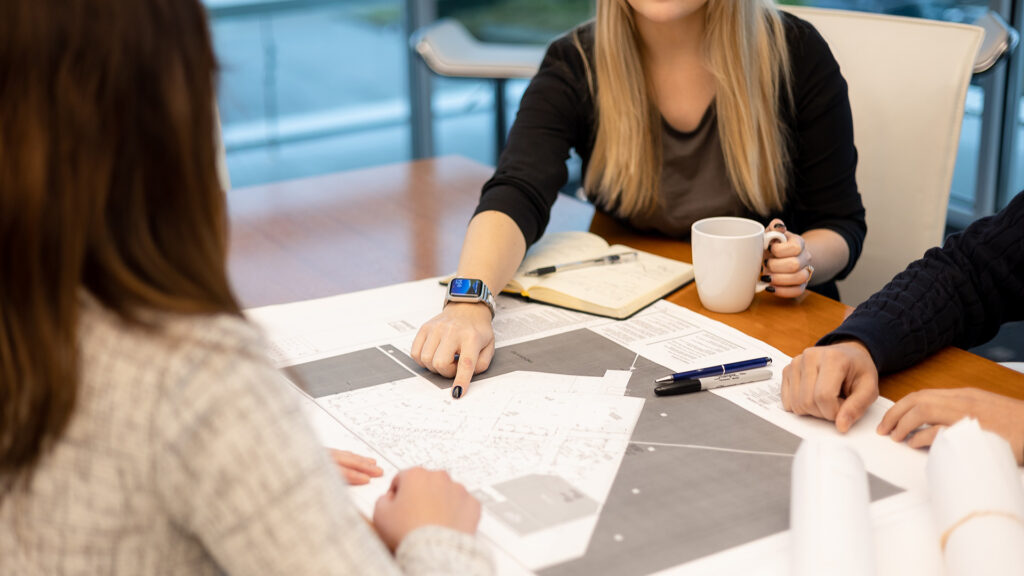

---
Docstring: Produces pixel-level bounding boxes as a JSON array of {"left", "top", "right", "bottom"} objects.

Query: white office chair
[
  {"left": 411, "top": 18, "right": 544, "bottom": 79},
  {"left": 973, "top": 10, "right": 1019, "bottom": 74},
  {"left": 783, "top": 7, "right": 983, "bottom": 306}
]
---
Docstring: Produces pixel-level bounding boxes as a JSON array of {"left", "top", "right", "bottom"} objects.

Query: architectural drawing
[
  {"left": 287, "top": 318, "right": 900, "bottom": 575},
  {"left": 252, "top": 283, "right": 908, "bottom": 574}
]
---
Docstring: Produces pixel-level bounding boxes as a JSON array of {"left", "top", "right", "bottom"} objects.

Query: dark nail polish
[
  {"left": 452, "top": 385, "right": 463, "bottom": 399},
  {"left": 765, "top": 286, "right": 776, "bottom": 293},
  {"left": 773, "top": 223, "right": 786, "bottom": 230},
  {"left": 763, "top": 259, "right": 769, "bottom": 268},
  {"left": 760, "top": 275, "right": 772, "bottom": 283}
]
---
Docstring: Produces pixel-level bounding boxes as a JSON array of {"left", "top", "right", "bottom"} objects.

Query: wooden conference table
[{"left": 228, "top": 155, "right": 1024, "bottom": 403}]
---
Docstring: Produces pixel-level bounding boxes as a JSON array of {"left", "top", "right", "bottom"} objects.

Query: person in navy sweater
[{"left": 782, "top": 191, "right": 1024, "bottom": 463}]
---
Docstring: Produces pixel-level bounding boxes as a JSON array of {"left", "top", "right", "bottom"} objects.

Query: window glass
[
  {"left": 211, "top": 1, "right": 409, "bottom": 188},
  {"left": 211, "top": 0, "right": 996, "bottom": 210}
]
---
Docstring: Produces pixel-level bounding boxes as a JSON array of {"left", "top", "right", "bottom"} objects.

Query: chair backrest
[
  {"left": 783, "top": 7, "right": 983, "bottom": 305},
  {"left": 973, "top": 9, "right": 1018, "bottom": 74},
  {"left": 411, "top": 18, "right": 546, "bottom": 79}
]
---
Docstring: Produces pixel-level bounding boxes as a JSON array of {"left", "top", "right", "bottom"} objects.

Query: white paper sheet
[
  {"left": 320, "top": 370, "right": 643, "bottom": 570},
  {"left": 245, "top": 279, "right": 1012, "bottom": 575},
  {"left": 928, "top": 418, "right": 1024, "bottom": 576},
  {"left": 790, "top": 439, "right": 875, "bottom": 576}
]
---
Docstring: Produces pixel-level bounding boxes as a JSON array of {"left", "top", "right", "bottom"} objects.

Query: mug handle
[{"left": 755, "top": 230, "right": 789, "bottom": 293}]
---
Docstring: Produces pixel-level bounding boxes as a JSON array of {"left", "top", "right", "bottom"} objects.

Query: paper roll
[
  {"left": 928, "top": 418, "right": 1024, "bottom": 576},
  {"left": 790, "top": 439, "right": 875, "bottom": 576}
]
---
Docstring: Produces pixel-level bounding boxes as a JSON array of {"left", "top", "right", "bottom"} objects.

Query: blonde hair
[{"left": 583, "top": 0, "right": 792, "bottom": 218}]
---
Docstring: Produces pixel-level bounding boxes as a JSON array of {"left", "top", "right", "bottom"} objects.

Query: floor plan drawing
[{"left": 248, "top": 280, "right": 920, "bottom": 575}]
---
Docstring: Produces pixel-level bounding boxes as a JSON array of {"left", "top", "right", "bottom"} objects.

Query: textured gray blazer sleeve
[{"left": 151, "top": 333, "right": 493, "bottom": 576}]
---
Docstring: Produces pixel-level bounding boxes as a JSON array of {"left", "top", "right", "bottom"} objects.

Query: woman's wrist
[{"left": 801, "top": 228, "right": 851, "bottom": 284}]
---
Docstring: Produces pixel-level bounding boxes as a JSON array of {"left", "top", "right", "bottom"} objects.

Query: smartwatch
[{"left": 445, "top": 277, "right": 496, "bottom": 318}]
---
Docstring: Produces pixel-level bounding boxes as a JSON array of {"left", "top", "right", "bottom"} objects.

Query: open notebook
[{"left": 445, "top": 231, "right": 693, "bottom": 319}]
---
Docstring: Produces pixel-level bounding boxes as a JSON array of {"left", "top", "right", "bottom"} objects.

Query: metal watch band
[{"left": 444, "top": 281, "right": 495, "bottom": 318}]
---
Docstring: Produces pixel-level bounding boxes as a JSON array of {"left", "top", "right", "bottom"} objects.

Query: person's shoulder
[
  {"left": 962, "top": 189, "right": 1024, "bottom": 245},
  {"left": 549, "top": 21, "right": 593, "bottom": 51},
  {"left": 156, "top": 311, "right": 275, "bottom": 396},
  {"left": 160, "top": 309, "right": 266, "bottom": 360},
  {"left": 80, "top": 295, "right": 258, "bottom": 362},
  {"left": 1004, "top": 188, "right": 1024, "bottom": 219},
  {"left": 149, "top": 310, "right": 302, "bottom": 452},
  {"left": 778, "top": 10, "right": 833, "bottom": 62},
  {"left": 776, "top": 9, "right": 846, "bottom": 101},
  {"left": 81, "top": 296, "right": 273, "bottom": 398},
  {"left": 544, "top": 22, "right": 594, "bottom": 69},
  {"left": 77, "top": 298, "right": 280, "bottom": 436},
  {"left": 778, "top": 9, "right": 817, "bottom": 35}
]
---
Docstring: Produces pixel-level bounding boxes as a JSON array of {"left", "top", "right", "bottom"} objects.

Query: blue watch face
[{"left": 450, "top": 278, "right": 484, "bottom": 297}]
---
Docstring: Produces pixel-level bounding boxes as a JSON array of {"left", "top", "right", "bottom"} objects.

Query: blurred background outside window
[
  {"left": 208, "top": 0, "right": 1022, "bottom": 362},
  {"left": 210, "top": 0, "right": 588, "bottom": 189},
  {"left": 208, "top": 0, "right": 1021, "bottom": 226}
]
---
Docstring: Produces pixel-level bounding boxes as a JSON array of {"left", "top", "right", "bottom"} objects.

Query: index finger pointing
[{"left": 451, "top": 350, "right": 477, "bottom": 399}]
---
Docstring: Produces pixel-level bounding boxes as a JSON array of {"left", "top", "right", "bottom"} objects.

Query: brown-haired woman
[{"left": 0, "top": 1, "right": 490, "bottom": 573}]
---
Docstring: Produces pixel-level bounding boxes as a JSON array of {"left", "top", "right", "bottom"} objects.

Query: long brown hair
[
  {"left": 0, "top": 0, "right": 240, "bottom": 493},
  {"left": 584, "top": 0, "right": 792, "bottom": 217}
]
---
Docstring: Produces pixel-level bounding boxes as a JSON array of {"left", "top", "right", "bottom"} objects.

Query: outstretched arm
[
  {"left": 821, "top": 191, "right": 1024, "bottom": 375},
  {"left": 411, "top": 212, "right": 525, "bottom": 398},
  {"left": 783, "top": 192, "right": 1024, "bottom": 432}
]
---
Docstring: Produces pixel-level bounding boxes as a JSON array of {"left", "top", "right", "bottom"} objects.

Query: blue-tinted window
[{"left": 211, "top": 0, "right": 998, "bottom": 214}]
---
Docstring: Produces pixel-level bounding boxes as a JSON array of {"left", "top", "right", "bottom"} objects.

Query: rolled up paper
[
  {"left": 928, "top": 418, "right": 1024, "bottom": 576},
  {"left": 790, "top": 439, "right": 875, "bottom": 576}
]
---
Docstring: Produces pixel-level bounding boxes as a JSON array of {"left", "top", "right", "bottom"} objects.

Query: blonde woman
[{"left": 413, "top": 0, "right": 865, "bottom": 397}]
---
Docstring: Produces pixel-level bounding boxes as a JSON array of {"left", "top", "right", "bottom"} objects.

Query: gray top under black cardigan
[{"left": 475, "top": 13, "right": 866, "bottom": 300}]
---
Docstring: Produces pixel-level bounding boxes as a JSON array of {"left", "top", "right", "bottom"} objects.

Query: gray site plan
[{"left": 288, "top": 327, "right": 901, "bottom": 576}]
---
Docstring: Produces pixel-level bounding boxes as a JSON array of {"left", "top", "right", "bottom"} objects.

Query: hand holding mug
[
  {"left": 762, "top": 219, "right": 814, "bottom": 299},
  {"left": 691, "top": 217, "right": 787, "bottom": 313}
]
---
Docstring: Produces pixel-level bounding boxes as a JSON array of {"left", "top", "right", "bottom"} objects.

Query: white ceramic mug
[{"left": 691, "top": 217, "right": 787, "bottom": 313}]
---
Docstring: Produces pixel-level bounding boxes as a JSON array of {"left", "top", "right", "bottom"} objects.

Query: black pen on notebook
[
  {"left": 524, "top": 251, "right": 639, "bottom": 277},
  {"left": 654, "top": 356, "right": 772, "bottom": 384},
  {"left": 655, "top": 368, "right": 773, "bottom": 397}
]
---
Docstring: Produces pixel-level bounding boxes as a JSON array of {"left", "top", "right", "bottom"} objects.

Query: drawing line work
[
  {"left": 253, "top": 287, "right": 909, "bottom": 575},
  {"left": 285, "top": 307, "right": 901, "bottom": 574}
]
